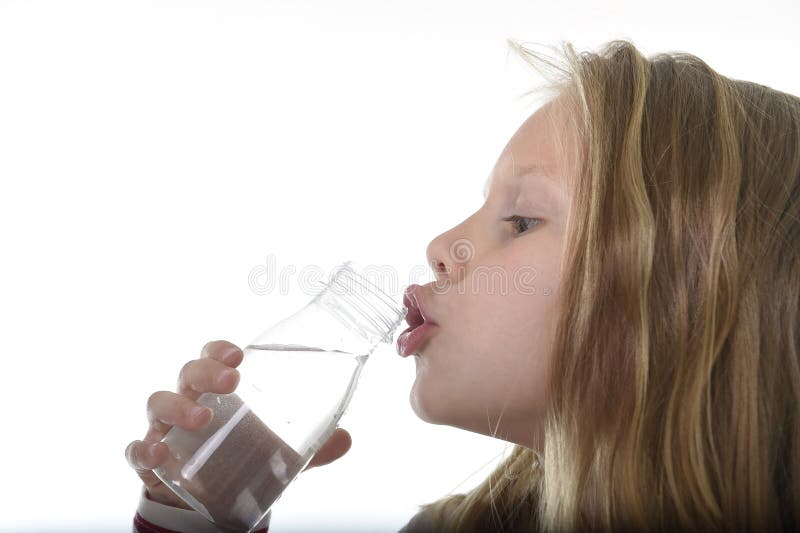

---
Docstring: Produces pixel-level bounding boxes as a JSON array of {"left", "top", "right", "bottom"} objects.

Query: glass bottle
[{"left": 153, "top": 261, "right": 407, "bottom": 532}]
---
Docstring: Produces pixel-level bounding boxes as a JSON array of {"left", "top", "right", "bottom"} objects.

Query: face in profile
[{"left": 405, "top": 94, "right": 581, "bottom": 450}]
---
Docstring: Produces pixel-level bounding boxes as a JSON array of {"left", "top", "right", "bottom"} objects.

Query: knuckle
[
  {"left": 192, "top": 361, "right": 217, "bottom": 392},
  {"left": 146, "top": 390, "right": 175, "bottom": 424},
  {"left": 201, "top": 340, "right": 221, "bottom": 358},
  {"left": 125, "top": 441, "right": 140, "bottom": 467},
  {"left": 178, "top": 360, "right": 194, "bottom": 381},
  {"left": 154, "top": 420, "right": 172, "bottom": 434},
  {"left": 146, "top": 390, "right": 164, "bottom": 409}
]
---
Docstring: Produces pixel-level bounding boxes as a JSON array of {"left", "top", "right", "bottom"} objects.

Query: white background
[{"left": 1, "top": 1, "right": 797, "bottom": 531}]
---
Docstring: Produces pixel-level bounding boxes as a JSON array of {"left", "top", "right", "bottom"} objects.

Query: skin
[
  {"left": 125, "top": 94, "right": 580, "bottom": 506},
  {"left": 124, "top": 340, "right": 353, "bottom": 508},
  {"left": 413, "top": 94, "right": 579, "bottom": 451}
]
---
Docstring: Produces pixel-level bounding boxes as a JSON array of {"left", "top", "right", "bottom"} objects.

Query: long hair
[{"left": 412, "top": 39, "right": 800, "bottom": 532}]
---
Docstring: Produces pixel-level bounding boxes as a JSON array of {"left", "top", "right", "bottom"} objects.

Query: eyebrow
[{"left": 482, "top": 164, "right": 555, "bottom": 200}]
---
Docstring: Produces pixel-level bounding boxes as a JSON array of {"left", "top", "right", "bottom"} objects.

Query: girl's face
[{"left": 404, "top": 95, "right": 579, "bottom": 450}]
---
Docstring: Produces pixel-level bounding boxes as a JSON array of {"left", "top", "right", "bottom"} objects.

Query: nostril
[{"left": 430, "top": 259, "right": 447, "bottom": 275}]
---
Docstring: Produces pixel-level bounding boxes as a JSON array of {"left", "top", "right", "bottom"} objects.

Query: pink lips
[{"left": 397, "top": 284, "right": 438, "bottom": 357}]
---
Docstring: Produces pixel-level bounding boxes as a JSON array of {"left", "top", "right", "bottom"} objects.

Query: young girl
[{"left": 125, "top": 39, "right": 800, "bottom": 531}]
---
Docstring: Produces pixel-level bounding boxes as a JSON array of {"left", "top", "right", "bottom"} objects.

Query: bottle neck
[{"left": 313, "top": 262, "right": 406, "bottom": 347}]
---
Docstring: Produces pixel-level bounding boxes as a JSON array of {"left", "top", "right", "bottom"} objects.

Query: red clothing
[
  {"left": 132, "top": 484, "right": 431, "bottom": 532},
  {"left": 132, "top": 486, "right": 270, "bottom": 533}
]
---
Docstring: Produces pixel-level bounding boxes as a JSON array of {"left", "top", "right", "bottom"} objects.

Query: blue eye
[{"left": 503, "top": 215, "right": 542, "bottom": 235}]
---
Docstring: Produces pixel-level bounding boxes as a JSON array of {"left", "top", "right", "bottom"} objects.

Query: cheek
[
  {"left": 410, "top": 290, "right": 558, "bottom": 427},
  {"left": 408, "top": 245, "right": 564, "bottom": 427},
  {"left": 456, "top": 286, "right": 558, "bottom": 356}
]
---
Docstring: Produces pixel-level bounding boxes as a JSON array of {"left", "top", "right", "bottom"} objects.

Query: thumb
[{"left": 304, "top": 428, "right": 352, "bottom": 471}]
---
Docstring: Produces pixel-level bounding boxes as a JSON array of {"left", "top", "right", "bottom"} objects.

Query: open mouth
[
  {"left": 402, "top": 296, "right": 425, "bottom": 333},
  {"left": 397, "top": 285, "right": 437, "bottom": 357}
]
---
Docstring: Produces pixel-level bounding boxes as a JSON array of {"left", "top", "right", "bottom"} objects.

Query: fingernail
[
  {"left": 148, "top": 442, "right": 160, "bottom": 457},
  {"left": 218, "top": 368, "right": 237, "bottom": 385},
  {"left": 221, "top": 347, "right": 239, "bottom": 363},
  {"left": 190, "top": 406, "right": 210, "bottom": 421}
]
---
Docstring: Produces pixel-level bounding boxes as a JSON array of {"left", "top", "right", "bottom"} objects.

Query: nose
[{"left": 425, "top": 224, "right": 474, "bottom": 286}]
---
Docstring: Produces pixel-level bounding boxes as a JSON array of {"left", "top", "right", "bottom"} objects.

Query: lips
[{"left": 397, "top": 284, "right": 438, "bottom": 357}]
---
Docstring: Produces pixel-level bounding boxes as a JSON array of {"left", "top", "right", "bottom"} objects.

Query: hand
[{"left": 124, "top": 340, "right": 353, "bottom": 509}]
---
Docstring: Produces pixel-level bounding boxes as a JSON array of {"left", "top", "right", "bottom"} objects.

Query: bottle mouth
[{"left": 322, "top": 261, "right": 408, "bottom": 344}]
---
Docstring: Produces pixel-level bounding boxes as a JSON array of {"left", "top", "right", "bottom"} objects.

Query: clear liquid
[{"left": 154, "top": 344, "right": 368, "bottom": 532}]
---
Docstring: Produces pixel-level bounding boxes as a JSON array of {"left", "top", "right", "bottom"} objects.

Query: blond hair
[{"left": 413, "top": 39, "right": 800, "bottom": 532}]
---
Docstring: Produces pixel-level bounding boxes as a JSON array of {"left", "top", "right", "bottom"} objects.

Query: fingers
[
  {"left": 304, "top": 428, "right": 352, "bottom": 471},
  {"left": 176, "top": 358, "right": 240, "bottom": 400},
  {"left": 125, "top": 439, "right": 168, "bottom": 489},
  {"left": 201, "top": 340, "right": 244, "bottom": 367},
  {"left": 147, "top": 390, "right": 214, "bottom": 434},
  {"left": 127, "top": 340, "right": 245, "bottom": 497}
]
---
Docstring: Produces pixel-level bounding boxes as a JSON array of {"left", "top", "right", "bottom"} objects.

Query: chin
[
  {"left": 408, "top": 378, "right": 448, "bottom": 425},
  {"left": 409, "top": 380, "right": 474, "bottom": 429},
  {"left": 409, "top": 379, "right": 431, "bottom": 422}
]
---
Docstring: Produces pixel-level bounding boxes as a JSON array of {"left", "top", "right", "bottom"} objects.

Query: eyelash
[{"left": 503, "top": 215, "right": 543, "bottom": 235}]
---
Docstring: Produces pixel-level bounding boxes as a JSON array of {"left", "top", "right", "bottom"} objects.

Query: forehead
[
  {"left": 482, "top": 164, "right": 560, "bottom": 199},
  {"left": 483, "top": 96, "right": 578, "bottom": 202}
]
